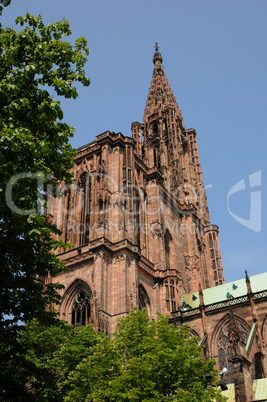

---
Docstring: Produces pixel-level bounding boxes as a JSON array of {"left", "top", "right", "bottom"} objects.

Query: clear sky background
[{"left": 2, "top": 0, "right": 267, "bottom": 283}]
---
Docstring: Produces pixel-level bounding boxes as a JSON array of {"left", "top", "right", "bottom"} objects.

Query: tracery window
[
  {"left": 71, "top": 291, "right": 91, "bottom": 327},
  {"left": 217, "top": 321, "right": 249, "bottom": 383},
  {"left": 165, "top": 279, "right": 176, "bottom": 312}
]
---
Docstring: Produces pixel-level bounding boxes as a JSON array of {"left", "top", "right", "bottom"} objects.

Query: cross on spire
[{"left": 153, "top": 42, "right": 163, "bottom": 65}]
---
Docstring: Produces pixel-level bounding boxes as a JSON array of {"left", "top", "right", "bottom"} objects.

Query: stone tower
[{"left": 49, "top": 44, "right": 224, "bottom": 333}]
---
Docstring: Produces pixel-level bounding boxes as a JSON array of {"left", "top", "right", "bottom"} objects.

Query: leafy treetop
[
  {"left": 2, "top": 310, "right": 226, "bottom": 401},
  {"left": 0, "top": 12, "right": 90, "bottom": 380}
]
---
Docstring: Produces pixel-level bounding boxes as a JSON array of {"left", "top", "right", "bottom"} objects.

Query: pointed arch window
[
  {"left": 217, "top": 321, "right": 249, "bottom": 383},
  {"left": 64, "top": 188, "right": 71, "bottom": 243},
  {"left": 153, "top": 122, "right": 158, "bottom": 134},
  {"left": 98, "top": 198, "right": 104, "bottom": 227},
  {"left": 165, "top": 279, "right": 176, "bottom": 312},
  {"left": 78, "top": 172, "right": 90, "bottom": 246},
  {"left": 71, "top": 291, "right": 91, "bottom": 327},
  {"left": 138, "top": 285, "right": 151, "bottom": 311},
  {"left": 153, "top": 147, "right": 161, "bottom": 168},
  {"left": 251, "top": 352, "right": 264, "bottom": 381}
]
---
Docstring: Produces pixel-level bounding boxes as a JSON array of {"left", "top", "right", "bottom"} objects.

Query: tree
[
  {"left": 11, "top": 320, "right": 103, "bottom": 401},
  {"left": 65, "top": 309, "right": 225, "bottom": 402},
  {"left": 0, "top": 0, "right": 11, "bottom": 20},
  {"left": 0, "top": 12, "right": 90, "bottom": 396},
  {"left": 5, "top": 310, "right": 225, "bottom": 401}
]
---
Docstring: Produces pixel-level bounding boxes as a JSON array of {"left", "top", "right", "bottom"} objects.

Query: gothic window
[
  {"left": 165, "top": 230, "right": 171, "bottom": 270},
  {"left": 98, "top": 199, "right": 104, "bottom": 226},
  {"left": 78, "top": 172, "right": 90, "bottom": 246},
  {"left": 165, "top": 279, "right": 176, "bottom": 312},
  {"left": 123, "top": 147, "right": 126, "bottom": 166},
  {"left": 153, "top": 147, "right": 160, "bottom": 168},
  {"left": 170, "top": 280, "right": 175, "bottom": 299},
  {"left": 217, "top": 320, "right": 249, "bottom": 384},
  {"left": 165, "top": 281, "right": 169, "bottom": 298},
  {"left": 251, "top": 353, "right": 264, "bottom": 381},
  {"left": 214, "top": 239, "right": 218, "bottom": 256},
  {"left": 135, "top": 190, "right": 140, "bottom": 248},
  {"left": 209, "top": 234, "right": 213, "bottom": 248},
  {"left": 71, "top": 291, "right": 91, "bottom": 327},
  {"left": 127, "top": 146, "right": 131, "bottom": 167},
  {"left": 153, "top": 122, "right": 158, "bottom": 134},
  {"left": 138, "top": 285, "right": 150, "bottom": 311},
  {"left": 218, "top": 348, "right": 227, "bottom": 371},
  {"left": 64, "top": 189, "right": 71, "bottom": 243}
]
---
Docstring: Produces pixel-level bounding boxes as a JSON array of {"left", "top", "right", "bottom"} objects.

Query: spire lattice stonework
[{"left": 143, "top": 43, "right": 183, "bottom": 126}]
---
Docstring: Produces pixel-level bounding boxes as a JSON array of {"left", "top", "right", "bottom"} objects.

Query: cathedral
[{"left": 48, "top": 44, "right": 267, "bottom": 401}]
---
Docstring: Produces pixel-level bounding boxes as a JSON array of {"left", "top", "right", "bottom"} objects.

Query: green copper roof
[
  {"left": 250, "top": 272, "right": 267, "bottom": 293},
  {"left": 253, "top": 378, "right": 267, "bottom": 401},
  {"left": 220, "top": 379, "right": 267, "bottom": 401},
  {"left": 180, "top": 292, "right": 200, "bottom": 309},
  {"left": 76, "top": 140, "right": 96, "bottom": 151},
  {"left": 221, "top": 383, "right": 235, "bottom": 401},
  {"left": 202, "top": 277, "right": 247, "bottom": 306},
  {"left": 180, "top": 272, "right": 267, "bottom": 309},
  {"left": 246, "top": 322, "right": 257, "bottom": 354}
]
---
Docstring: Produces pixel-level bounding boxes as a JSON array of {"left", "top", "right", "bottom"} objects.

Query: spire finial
[
  {"left": 245, "top": 269, "right": 252, "bottom": 294},
  {"left": 153, "top": 42, "right": 163, "bottom": 65}
]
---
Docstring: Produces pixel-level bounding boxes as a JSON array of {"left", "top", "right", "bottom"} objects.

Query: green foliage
[
  {"left": 4, "top": 310, "right": 225, "bottom": 401},
  {"left": 65, "top": 309, "right": 225, "bottom": 402},
  {"left": 0, "top": 0, "right": 11, "bottom": 21},
  {"left": 16, "top": 320, "right": 103, "bottom": 400},
  {"left": 0, "top": 12, "right": 90, "bottom": 398}
]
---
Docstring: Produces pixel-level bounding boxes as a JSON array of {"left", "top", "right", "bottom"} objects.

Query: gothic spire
[{"left": 143, "top": 43, "right": 183, "bottom": 125}]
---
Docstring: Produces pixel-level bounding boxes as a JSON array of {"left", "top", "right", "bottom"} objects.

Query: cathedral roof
[
  {"left": 253, "top": 378, "right": 267, "bottom": 401},
  {"left": 221, "top": 378, "right": 267, "bottom": 401},
  {"left": 180, "top": 272, "right": 267, "bottom": 309}
]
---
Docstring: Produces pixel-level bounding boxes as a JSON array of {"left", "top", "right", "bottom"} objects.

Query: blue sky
[{"left": 3, "top": 0, "right": 267, "bottom": 283}]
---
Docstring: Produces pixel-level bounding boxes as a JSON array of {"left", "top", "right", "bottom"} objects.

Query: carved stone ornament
[
  {"left": 151, "top": 221, "right": 162, "bottom": 237},
  {"left": 114, "top": 254, "right": 127, "bottom": 263},
  {"left": 185, "top": 255, "right": 199, "bottom": 269}
]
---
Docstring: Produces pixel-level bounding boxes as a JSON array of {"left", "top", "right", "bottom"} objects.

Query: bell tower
[
  {"left": 141, "top": 43, "right": 224, "bottom": 290},
  {"left": 50, "top": 44, "right": 226, "bottom": 334}
]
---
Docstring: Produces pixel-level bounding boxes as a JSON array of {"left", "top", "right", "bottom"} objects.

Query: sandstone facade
[{"left": 48, "top": 44, "right": 267, "bottom": 400}]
